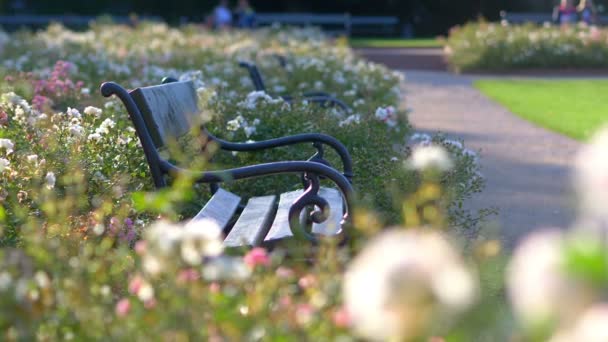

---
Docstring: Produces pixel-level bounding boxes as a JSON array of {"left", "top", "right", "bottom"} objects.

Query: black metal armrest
[
  {"left": 236, "top": 63, "right": 350, "bottom": 113},
  {"left": 303, "top": 95, "right": 351, "bottom": 113},
  {"left": 238, "top": 61, "right": 266, "bottom": 91},
  {"left": 272, "top": 54, "right": 288, "bottom": 69},
  {"left": 302, "top": 91, "right": 333, "bottom": 98},
  {"left": 280, "top": 94, "right": 350, "bottom": 113},
  {"left": 205, "top": 129, "right": 353, "bottom": 182}
]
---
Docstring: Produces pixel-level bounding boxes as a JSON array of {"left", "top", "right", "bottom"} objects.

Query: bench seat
[{"left": 190, "top": 187, "right": 343, "bottom": 247}]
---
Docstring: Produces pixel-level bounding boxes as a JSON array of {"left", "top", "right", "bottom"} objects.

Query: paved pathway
[
  {"left": 355, "top": 47, "right": 446, "bottom": 71},
  {"left": 403, "top": 70, "right": 581, "bottom": 247}
]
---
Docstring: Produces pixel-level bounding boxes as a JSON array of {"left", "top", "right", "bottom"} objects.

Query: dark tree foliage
[{"left": 6, "top": 0, "right": 608, "bottom": 35}]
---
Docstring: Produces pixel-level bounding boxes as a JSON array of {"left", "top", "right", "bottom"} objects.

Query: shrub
[
  {"left": 445, "top": 21, "right": 608, "bottom": 72},
  {"left": 0, "top": 22, "right": 486, "bottom": 237},
  {"left": 0, "top": 22, "right": 492, "bottom": 339}
]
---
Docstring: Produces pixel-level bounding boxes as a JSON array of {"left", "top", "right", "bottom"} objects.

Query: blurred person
[
  {"left": 578, "top": 0, "right": 598, "bottom": 25},
  {"left": 212, "top": 0, "right": 233, "bottom": 29},
  {"left": 235, "top": 0, "right": 256, "bottom": 28},
  {"left": 553, "top": 0, "right": 578, "bottom": 26}
]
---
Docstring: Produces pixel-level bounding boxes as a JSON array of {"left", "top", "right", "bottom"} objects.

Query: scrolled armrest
[
  {"left": 161, "top": 159, "right": 355, "bottom": 241},
  {"left": 205, "top": 130, "right": 353, "bottom": 182}
]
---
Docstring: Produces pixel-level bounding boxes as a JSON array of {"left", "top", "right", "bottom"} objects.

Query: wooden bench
[
  {"left": 237, "top": 60, "right": 351, "bottom": 113},
  {"left": 100, "top": 80, "right": 355, "bottom": 247}
]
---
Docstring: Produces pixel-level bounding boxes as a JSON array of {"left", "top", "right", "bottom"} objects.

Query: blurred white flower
[
  {"left": 0, "top": 272, "right": 12, "bottom": 291},
  {"left": 574, "top": 127, "right": 608, "bottom": 223},
  {"left": 244, "top": 126, "right": 256, "bottom": 138},
  {"left": 66, "top": 107, "right": 81, "bottom": 118},
  {"left": 34, "top": 271, "right": 50, "bottom": 289},
  {"left": 508, "top": 229, "right": 592, "bottom": 329},
  {"left": 104, "top": 101, "right": 120, "bottom": 111},
  {"left": 92, "top": 224, "right": 104, "bottom": 236},
  {"left": 144, "top": 221, "right": 183, "bottom": 256},
  {"left": 142, "top": 254, "right": 163, "bottom": 276},
  {"left": 45, "top": 172, "right": 56, "bottom": 189},
  {"left": 0, "top": 138, "right": 14, "bottom": 154},
  {"left": 96, "top": 118, "right": 116, "bottom": 135},
  {"left": 374, "top": 106, "right": 397, "bottom": 127},
  {"left": 551, "top": 304, "right": 608, "bottom": 342},
  {"left": 26, "top": 154, "right": 38, "bottom": 163},
  {"left": 409, "top": 133, "right": 432, "bottom": 144},
  {"left": 227, "top": 115, "right": 245, "bottom": 131},
  {"left": 180, "top": 218, "right": 224, "bottom": 266},
  {"left": 343, "top": 229, "right": 476, "bottom": 341},
  {"left": 343, "top": 89, "right": 356, "bottom": 97},
  {"left": 87, "top": 133, "right": 102, "bottom": 142},
  {"left": 179, "top": 70, "right": 207, "bottom": 89},
  {"left": 443, "top": 139, "right": 464, "bottom": 150},
  {"left": 83, "top": 106, "right": 102, "bottom": 118},
  {"left": 69, "top": 123, "right": 85, "bottom": 137},
  {"left": 136, "top": 282, "right": 154, "bottom": 302},
  {"left": 202, "top": 256, "right": 251, "bottom": 281},
  {"left": 240, "top": 91, "right": 278, "bottom": 109},
  {"left": 100, "top": 285, "right": 111, "bottom": 297},
  {"left": 408, "top": 145, "right": 453, "bottom": 172},
  {"left": 272, "top": 85, "right": 286, "bottom": 93},
  {"left": 339, "top": 114, "right": 361, "bottom": 127}
]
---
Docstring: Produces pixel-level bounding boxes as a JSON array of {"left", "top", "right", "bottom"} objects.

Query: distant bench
[
  {"left": 500, "top": 11, "right": 608, "bottom": 25},
  {"left": 0, "top": 13, "right": 398, "bottom": 36},
  {"left": 256, "top": 13, "right": 399, "bottom": 36}
]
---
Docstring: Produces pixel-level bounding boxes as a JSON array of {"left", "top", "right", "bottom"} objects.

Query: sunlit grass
[
  {"left": 349, "top": 37, "right": 442, "bottom": 48},
  {"left": 475, "top": 79, "right": 608, "bottom": 141}
]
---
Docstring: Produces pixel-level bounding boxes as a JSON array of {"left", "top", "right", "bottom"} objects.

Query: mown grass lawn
[
  {"left": 475, "top": 79, "right": 608, "bottom": 141},
  {"left": 349, "top": 37, "right": 442, "bottom": 48}
]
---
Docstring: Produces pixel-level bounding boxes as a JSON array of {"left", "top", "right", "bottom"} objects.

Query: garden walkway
[{"left": 403, "top": 70, "right": 581, "bottom": 247}]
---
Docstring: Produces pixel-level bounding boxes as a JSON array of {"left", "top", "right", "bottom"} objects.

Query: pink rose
[
  {"left": 332, "top": 307, "right": 351, "bottom": 328},
  {"left": 128, "top": 275, "right": 144, "bottom": 295},
  {"left": 115, "top": 298, "right": 131, "bottom": 317},
  {"left": 243, "top": 247, "right": 270, "bottom": 268}
]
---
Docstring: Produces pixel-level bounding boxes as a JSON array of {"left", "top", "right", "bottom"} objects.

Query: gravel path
[{"left": 403, "top": 70, "right": 581, "bottom": 246}]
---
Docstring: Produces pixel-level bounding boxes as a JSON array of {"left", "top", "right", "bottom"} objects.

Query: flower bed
[
  {"left": 0, "top": 22, "right": 493, "bottom": 339},
  {"left": 445, "top": 21, "right": 608, "bottom": 72},
  {"left": 0, "top": 22, "right": 485, "bottom": 235}
]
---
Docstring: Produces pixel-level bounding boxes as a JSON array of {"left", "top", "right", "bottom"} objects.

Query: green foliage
[
  {"left": 0, "top": 23, "right": 490, "bottom": 340},
  {"left": 446, "top": 21, "right": 608, "bottom": 72}
]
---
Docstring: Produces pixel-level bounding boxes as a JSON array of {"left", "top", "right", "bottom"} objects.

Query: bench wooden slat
[
  {"left": 312, "top": 187, "right": 343, "bottom": 235},
  {"left": 188, "top": 188, "right": 241, "bottom": 231},
  {"left": 130, "top": 81, "right": 200, "bottom": 148},
  {"left": 224, "top": 195, "right": 277, "bottom": 247},
  {"left": 264, "top": 190, "right": 301, "bottom": 242},
  {"left": 264, "top": 187, "right": 342, "bottom": 242}
]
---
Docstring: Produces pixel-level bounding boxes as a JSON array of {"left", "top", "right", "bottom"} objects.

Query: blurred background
[{"left": 3, "top": 0, "right": 607, "bottom": 36}]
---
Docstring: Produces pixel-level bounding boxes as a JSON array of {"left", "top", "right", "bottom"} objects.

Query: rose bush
[
  {"left": 445, "top": 21, "right": 608, "bottom": 72},
  {"left": 0, "top": 22, "right": 499, "bottom": 340},
  {"left": 0, "top": 22, "right": 486, "bottom": 238}
]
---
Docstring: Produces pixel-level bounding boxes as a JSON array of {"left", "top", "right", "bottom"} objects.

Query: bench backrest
[{"left": 129, "top": 81, "right": 199, "bottom": 148}]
